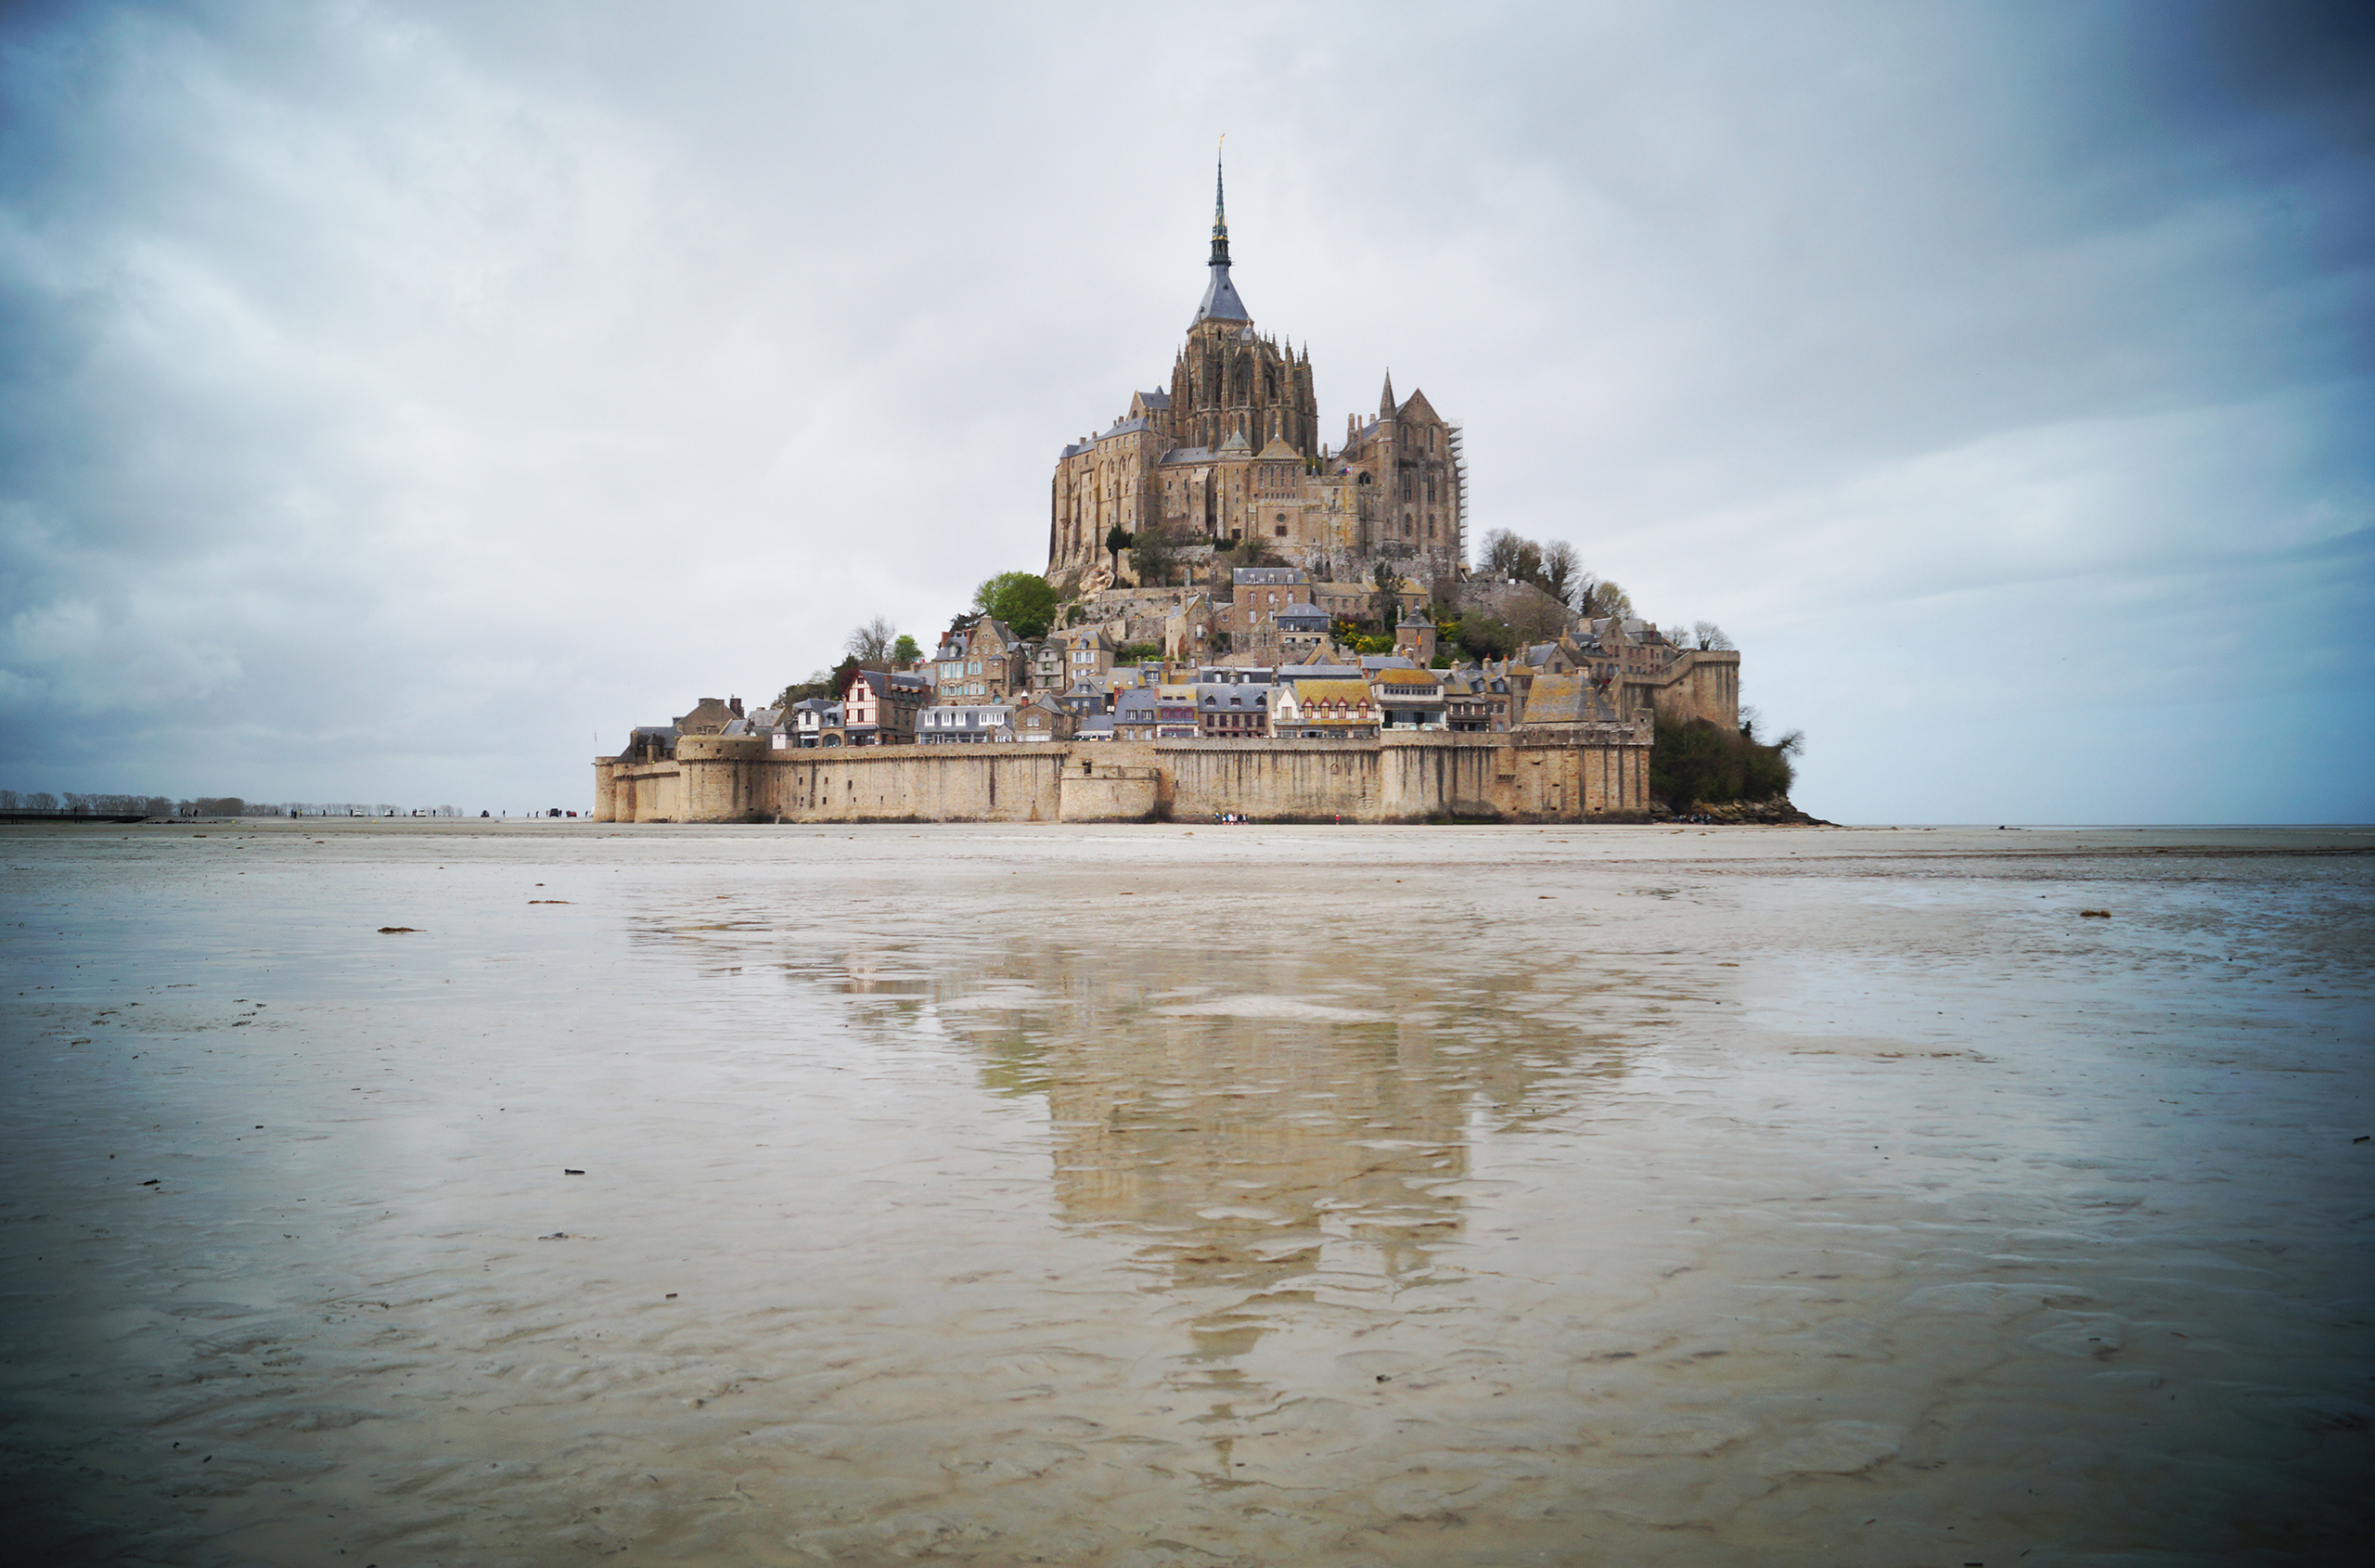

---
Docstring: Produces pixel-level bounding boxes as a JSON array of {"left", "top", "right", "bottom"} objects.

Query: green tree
[
  {"left": 1128, "top": 521, "right": 1189, "bottom": 587},
  {"left": 891, "top": 633, "right": 922, "bottom": 665},
  {"left": 1453, "top": 609, "right": 1514, "bottom": 660},
  {"left": 1104, "top": 524, "right": 1133, "bottom": 575},
  {"left": 1369, "top": 560, "right": 1403, "bottom": 628},
  {"left": 776, "top": 658, "right": 856, "bottom": 710},
  {"left": 1575, "top": 576, "right": 1633, "bottom": 622},
  {"left": 973, "top": 572, "right": 1059, "bottom": 638},
  {"left": 1650, "top": 715, "right": 1803, "bottom": 810}
]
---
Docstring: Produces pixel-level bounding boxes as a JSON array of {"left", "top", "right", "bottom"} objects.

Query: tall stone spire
[
  {"left": 1209, "top": 153, "right": 1231, "bottom": 269},
  {"left": 1193, "top": 142, "right": 1251, "bottom": 326},
  {"left": 1380, "top": 370, "right": 1396, "bottom": 416}
]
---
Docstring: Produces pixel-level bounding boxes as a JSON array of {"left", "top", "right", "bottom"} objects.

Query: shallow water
[{"left": 3, "top": 820, "right": 2370, "bottom": 1566}]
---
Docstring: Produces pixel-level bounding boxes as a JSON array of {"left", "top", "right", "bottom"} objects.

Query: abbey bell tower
[
  {"left": 1162, "top": 159, "right": 1318, "bottom": 457},
  {"left": 1047, "top": 155, "right": 1464, "bottom": 585}
]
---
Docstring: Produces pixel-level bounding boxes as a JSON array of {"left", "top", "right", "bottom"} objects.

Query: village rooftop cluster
[{"left": 614, "top": 557, "right": 1740, "bottom": 763}]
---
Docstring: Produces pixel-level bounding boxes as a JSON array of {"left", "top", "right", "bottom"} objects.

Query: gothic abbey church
[{"left": 1047, "top": 165, "right": 1466, "bottom": 588}]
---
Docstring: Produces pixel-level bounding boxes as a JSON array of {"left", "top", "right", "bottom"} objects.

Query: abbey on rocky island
[
  {"left": 1046, "top": 161, "right": 1465, "bottom": 592},
  {"left": 591, "top": 159, "right": 1789, "bottom": 826}
]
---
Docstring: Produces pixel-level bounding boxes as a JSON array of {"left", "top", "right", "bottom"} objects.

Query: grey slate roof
[
  {"left": 1194, "top": 263, "right": 1251, "bottom": 325},
  {"left": 1198, "top": 685, "right": 1277, "bottom": 706}
]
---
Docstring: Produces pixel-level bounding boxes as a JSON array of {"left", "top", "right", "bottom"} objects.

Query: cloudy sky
[{"left": 2, "top": 1, "right": 2369, "bottom": 821}]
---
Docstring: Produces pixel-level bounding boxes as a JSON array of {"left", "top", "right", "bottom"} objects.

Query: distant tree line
[
  {"left": 0, "top": 792, "right": 470, "bottom": 817},
  {"left": 0, "top": 790, "right": 176, "bottom": 816}
]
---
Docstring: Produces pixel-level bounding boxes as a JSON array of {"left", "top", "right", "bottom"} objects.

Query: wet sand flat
[{"left": 2, "top": 820, "right": 2369, "bottom": 1566}]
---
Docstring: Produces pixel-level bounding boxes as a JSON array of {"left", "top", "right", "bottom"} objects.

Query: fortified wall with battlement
[{"left": 594, "top": 724, "right": 1652, "bottom": 825}]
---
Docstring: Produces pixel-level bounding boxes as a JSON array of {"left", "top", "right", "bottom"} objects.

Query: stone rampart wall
[
  {"left": 597, "top": 725, "right": 1650, "bottom": 825},
  {"left": 1649, "top": 649, "right": 1742, "bottom": 730}
]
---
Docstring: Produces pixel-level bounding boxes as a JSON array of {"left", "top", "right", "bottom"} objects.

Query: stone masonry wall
[{"left": 598, "top": 726, "right": 1651, "bottom": 825}]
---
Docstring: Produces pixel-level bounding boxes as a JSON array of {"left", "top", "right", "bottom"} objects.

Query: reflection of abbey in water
[
  {"left": 1046, "top": 160, "right": 1464, "bottom": 588},
  {"left": 920, "top": 944, "right": 1585, "bottom": 1311}
]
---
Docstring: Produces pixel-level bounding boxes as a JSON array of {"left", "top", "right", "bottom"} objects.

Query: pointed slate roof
[
  {"left": 1193, "top": 155, "right": 1252, "bottom": 325},
  {"left": 1195, "top": 264, "right": 1251, "bottom": 325}
]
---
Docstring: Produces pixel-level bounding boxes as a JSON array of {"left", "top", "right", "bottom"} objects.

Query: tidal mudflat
[{"left": 2, "top": 819, "right": 2369, "bottom": 1566}]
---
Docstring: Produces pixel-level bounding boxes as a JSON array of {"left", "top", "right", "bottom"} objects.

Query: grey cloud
[{"left": 0, "top": 0, "right": 2367, "bottom": 819}]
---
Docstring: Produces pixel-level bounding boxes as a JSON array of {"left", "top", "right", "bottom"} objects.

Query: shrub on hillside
[{"left": 1650, "top": 715, "right": 1802, "bottom": 810}]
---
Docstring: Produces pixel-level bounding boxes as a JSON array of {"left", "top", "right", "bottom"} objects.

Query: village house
[
  {"left": 1371, "top": 665, "right": 1448, "bottom": 729},
  {"left": 675, "top": 696, "right": 744, "bottom": 736},
  {"left": 1306, "top": 579, "right": 1374, "bottom": 624},
  {"left": 1056, "top": 623, "right": 1120, "bottom": 683},
  {"left": 1272, "top": 599, "right": 1335, "bottom": 657},
  {"left": 721, "top": 704, "right": 780, "bottom": 739},
  {"left": 1163, "top": 596, "right": 1213, "bottom": 662},
  {"left": 1015, "top": 696, "right": 1075, "bottom": 741},
  {"left": 1056, "top": 676, "right": 1109, "bottom": 719},
  {"left": 790, "top": 697, "right": 845, "bottom": 748},
  {"left": 933, "top": 619, "right": 1029, "bottom": 704},
  {"left": 1029, "top": 640, "right": 1066, "bottom": 695},
  {"left": 1439, "top": 667, "right": 1512, "bottom": 732},
  {"left": 1113, "top": 687, "right": 1160, "bottom": 742},
  {"left": 1274, "top": 677, "right": 1380, "bottom": 739},
  {"left": 1155, "top": 686, "right": 1200, "bottom": 739},
  {"left": 1104, "top": 662, "right": 1159, "bottom": 702},
  {"left": 1195, "top": 666, "right": 1277, "bottom": 739},
  {"left": 841, "top": 669, "right": 931, "bottom": 744},
  {"left": 918, "top": 702, "right": 1018, "bottom": 743},
  {"left": 619, "top": 723, "right": 679, "bottom": 764},
  {"left": 1393, "top": 609, "right": 1438, "bottom": 665},
  {"left": 1215, "top": 565, "right": 1313, "bottom": 640}
]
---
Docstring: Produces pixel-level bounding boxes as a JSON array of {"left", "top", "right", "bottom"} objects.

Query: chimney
[{"left": 729, "top": 696, "right": 744, "bottom": 718}]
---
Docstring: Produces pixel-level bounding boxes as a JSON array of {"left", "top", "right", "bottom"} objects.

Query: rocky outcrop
[{"left": 1653, "top": 795, "right": 1830, "bottom": 826}]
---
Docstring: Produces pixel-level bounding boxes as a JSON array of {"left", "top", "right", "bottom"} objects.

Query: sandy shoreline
[{"left": 3, "top": 823, "right": 2369, "bottom": 1564}]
